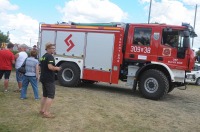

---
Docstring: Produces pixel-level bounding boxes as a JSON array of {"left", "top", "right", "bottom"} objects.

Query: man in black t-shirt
[{"left": 39, "top": 42, "right": 61, "bottom": 118}]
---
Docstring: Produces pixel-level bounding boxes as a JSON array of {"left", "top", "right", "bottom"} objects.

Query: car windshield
[{"left": 193, "top": 65, "right": 200, "bottom": 71}]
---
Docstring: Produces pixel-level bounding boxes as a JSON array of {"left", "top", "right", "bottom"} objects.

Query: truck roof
[
  {"left": 41, "top": 22, "right": 195, "bottom": 36},
  {"left": 41, "top": 23, "right": 123, "bottom": 31},
  {"left": 128, "top": 23, "right": 188, "bottom": 29},
  {"left": 42, "top": 22, "right": 187, "bottom": 29}
]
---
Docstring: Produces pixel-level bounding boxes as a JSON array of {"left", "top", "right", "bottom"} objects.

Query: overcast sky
[{"left": 0, "top": 0, "right": 199, "bottom": 50}]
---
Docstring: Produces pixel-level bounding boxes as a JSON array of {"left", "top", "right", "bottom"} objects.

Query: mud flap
[
  {"left": 177, "top": 85, "right": 187, "bottom": 90},
  {"left": 132, "top": 79, "right": 137, "bottom": 93}
]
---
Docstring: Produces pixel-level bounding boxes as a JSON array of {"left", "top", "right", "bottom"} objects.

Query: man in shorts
[
  {"left": 0, "top": 43, "right": 15, "bottom": 92},
  {"left": 39, "top": 42, "right": 61, "bottom": 118}
]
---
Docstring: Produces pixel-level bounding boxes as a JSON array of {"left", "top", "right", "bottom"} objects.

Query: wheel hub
[
  {"left": 62, "top": 68, "right": 74, "bottom": 82},
  {"left": 144, "top": 78, "right": 158, "bottom": 93}
]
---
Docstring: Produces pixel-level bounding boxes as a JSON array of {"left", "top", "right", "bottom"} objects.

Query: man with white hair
[{"left": 14, "top": 44, "right": 28, "bottom": 92}]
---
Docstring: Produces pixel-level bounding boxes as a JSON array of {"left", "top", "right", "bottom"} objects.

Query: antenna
[
  {"left": 192, "top": 4, "right": 198, "bottom": 47},
  {"left": 148, "top": 0, "right": 152, "bottom": 24}
]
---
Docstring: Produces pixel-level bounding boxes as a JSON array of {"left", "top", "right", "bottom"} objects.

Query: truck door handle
[
  {"left": 157, "top": 57, "right": 163, "bottom": 61},
  {"left": 129, "top": 54, "right": 135, "bottom": 58}
]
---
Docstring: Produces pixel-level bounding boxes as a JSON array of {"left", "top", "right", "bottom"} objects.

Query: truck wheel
[
  {"left": 57, "top": 62, "right": 81, "bottom": 87},
  {"left": 196, "top": 78, "right": 200, "bottom": 86},
  {"left": 138, "top": 69, "right": 169, "bottom": 100}
]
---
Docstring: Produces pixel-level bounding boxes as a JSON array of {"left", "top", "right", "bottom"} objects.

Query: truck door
[
  {"left": 157, "top": 28, "right": 188, "bottom": 70},
  {"left": 125, "top": 25, "right": 157, "bottom": 62}
]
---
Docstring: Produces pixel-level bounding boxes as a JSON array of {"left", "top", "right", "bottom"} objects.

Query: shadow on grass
[
  {"left": 56, "top": 81, "right": 145, "bottom": 99},
  {"left": 55, "top": 81, "right": 198, "bottom": 102}
]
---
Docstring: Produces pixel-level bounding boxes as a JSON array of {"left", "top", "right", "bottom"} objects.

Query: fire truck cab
[{"left": 39, "top": 22, "right": 196, "bottom": 100}]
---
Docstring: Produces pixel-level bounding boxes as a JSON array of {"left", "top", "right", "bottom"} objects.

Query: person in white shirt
[{"left": 14, "top": 44, "right": 28, "bottom": 92}]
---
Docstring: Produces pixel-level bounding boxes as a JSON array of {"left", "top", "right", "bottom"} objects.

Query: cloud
[
  {"left": 140, "top": 0, "right": 200, "bottom": 49},
  {"left": 139, "top": 0, "right": 151, "bottom": 4},
  {"left": 57, "top": 0, "right": 128, "bottom": 23},
  {"left": 0, "top": 0, "right": 128, "bottom": 47},
  {"left": 0, "top": 0, "right": 18, "bottom": 11},
  {"left": 0, "top": 0, "right": 39, "bottom": 46},
  {"left": 182, "top": 0, "right": 200, "bottom": 5},
  {"left": 151, "top": 1, "right": 193, "bottom": 24}
]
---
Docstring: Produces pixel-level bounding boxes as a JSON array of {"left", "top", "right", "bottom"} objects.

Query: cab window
[
  {"left": 133, "top": 28, "right": 152, "bottom": 46},
  {"left": 162, "top": 30, "right": 179, "bottom": 47}
]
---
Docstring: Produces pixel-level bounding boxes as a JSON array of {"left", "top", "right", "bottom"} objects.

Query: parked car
[{"left": 186, "top": 63, "right": 200, "bottom": 85}]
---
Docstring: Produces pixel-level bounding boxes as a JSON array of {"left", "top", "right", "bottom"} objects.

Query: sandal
[
  {"left": 42, "top": 113, "right": 55, "bottom": 118},
  {"left": 39, "top": 111, "right": 44, "bottom": 115},
  {"left": 14, "top": 89, "right": 21, "bottom": 92}
]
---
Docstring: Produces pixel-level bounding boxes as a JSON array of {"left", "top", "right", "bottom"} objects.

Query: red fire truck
[{"left": 39, "top": 22, "right": 196, "bottom": 100}]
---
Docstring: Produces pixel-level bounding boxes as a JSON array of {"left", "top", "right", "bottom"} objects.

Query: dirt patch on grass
[{"left": 0, "top": 71, "right": 200, "bottom": 132}]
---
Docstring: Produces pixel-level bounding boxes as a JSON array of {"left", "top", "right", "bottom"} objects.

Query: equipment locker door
[
  {"left": 84, "top": 33, "right": 114, "bottom": 71},
  {"left": 83, "top": 32, "right": 115, "bottom": 83},
  {"left": 56, "top": 31, "right": 85, "bottom": 57}
]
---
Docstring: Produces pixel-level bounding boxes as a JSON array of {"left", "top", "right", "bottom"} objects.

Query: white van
[{"left": 186, "top": 63, "right": 200, "bottom": 85}]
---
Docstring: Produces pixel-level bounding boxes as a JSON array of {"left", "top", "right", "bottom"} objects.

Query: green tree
[
  {"left": 196, "top": 48, "right": 200, "bottom": 56},
  {"left": 0, "top": 30, "right": 10, "bottom": 47},
  {"left": 196, "top": 48, "right": 200, "bottom": 63}
]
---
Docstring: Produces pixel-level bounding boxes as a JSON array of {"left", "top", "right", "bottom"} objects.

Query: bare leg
[
  {"left": 40, "top": 96, "right": 47, "bottom": 113},
  {"left": 43, "top": 98, "right": 53, "bottom": 114},
  {"left": 18, "top": 82, "right": 22, "bottom": 90}
]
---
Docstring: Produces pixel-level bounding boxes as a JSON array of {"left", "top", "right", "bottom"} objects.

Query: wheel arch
[
  {"left": 55, "top": 57, "right": 83, "bottom": 78},
  {"left": 136, "top": 62, "right": 173, "bottom": 83}
]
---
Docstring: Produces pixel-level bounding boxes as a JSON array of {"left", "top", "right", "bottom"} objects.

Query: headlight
[{"left": 186, "top": 74, "right": 195, "bottom": 79}]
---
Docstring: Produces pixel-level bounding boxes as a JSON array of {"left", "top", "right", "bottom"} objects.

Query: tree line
[{"left": 0, "top": 31, "right": 9, "bottom": 47}]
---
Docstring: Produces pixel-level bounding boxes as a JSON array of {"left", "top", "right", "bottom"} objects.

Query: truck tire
[
  {"left": 196, "top": 78, "right": 200, "bottom": 86},
  {"left": 57, "top": 62, "right": 81, "bottom": 87},
  {"left": 138, "top": 69, "right": 169, "bottom": 100}
]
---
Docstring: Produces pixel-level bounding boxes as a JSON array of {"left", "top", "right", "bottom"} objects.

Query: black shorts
[
  {"left": 41, "top": 82, "right": 55, "bottom": 99},
  {"left": 0, "top": 70, "right": 11, "bottom": 80}
]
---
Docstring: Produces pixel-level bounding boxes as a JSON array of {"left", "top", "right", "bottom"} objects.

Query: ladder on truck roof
[{"left": 59, "top": 21, "right": 126, "bottom": 27}]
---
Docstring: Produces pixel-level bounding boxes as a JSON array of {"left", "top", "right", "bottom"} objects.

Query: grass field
[{"left": 0, "top": 71, "right": 200, "bottom": 132}]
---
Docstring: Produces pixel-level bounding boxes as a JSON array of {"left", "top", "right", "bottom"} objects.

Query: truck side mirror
[
  {"left": 183, "top": 37, "right": 189, "bottom": 48},
  {"left": 191, "top": 32, "right": 197, "bottom": 38},
  {"left": 183, "top": 31, "right": 190, "bottom": 37}
]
